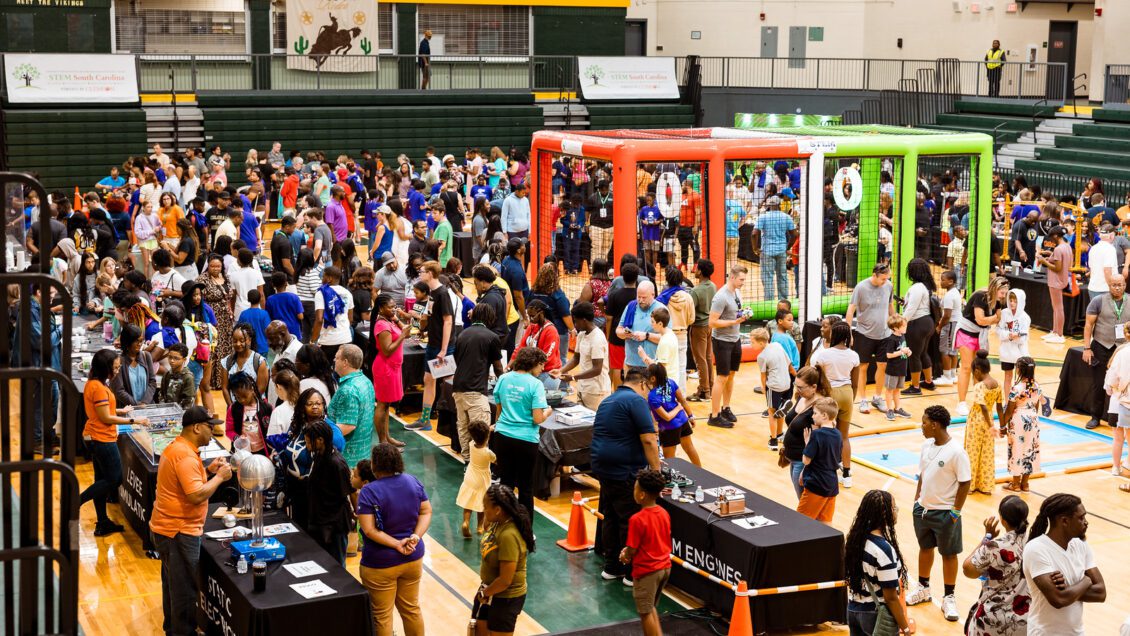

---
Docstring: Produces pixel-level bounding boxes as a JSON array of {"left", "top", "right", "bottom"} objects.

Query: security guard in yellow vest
[{"left": 985, "top": 40, "right": 1006, "bottom": 97}]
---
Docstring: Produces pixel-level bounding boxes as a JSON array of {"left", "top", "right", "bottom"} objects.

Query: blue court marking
[{"left": 854, "top": 418, "right": 1123, "bottom": 481}]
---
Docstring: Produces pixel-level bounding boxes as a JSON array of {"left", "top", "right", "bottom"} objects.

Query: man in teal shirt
[
  {"left": 431, "top": 204, "right": 454, "bottom": 267},
  {"left": 327, "top": 344, "right": 375, "bottom": 467}
]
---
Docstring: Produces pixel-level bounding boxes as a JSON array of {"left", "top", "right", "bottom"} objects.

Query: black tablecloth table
[
  {"left": 1054, "top": 346, "right": 1106, "bottom": 417},
  {"left": 453, "top": 231, "right": 474, "bottom": 267},
  {"left": 533, "top": 411, "right": 593, "bottom": 499},
  {"left": 117, "top": 433, "right": 159, "bottom": 550},
  {"left": 1006, "top": 271, "right": 1086, "bottom": 336},
  {"left": 198, "top": 505, "right": 372, "bottom": 636},
  {"left": 658, "top": 459, "right": 846, "bottom": 632},
  {"left": 398, "top": 341, "right": 426, "bottom": 412}
]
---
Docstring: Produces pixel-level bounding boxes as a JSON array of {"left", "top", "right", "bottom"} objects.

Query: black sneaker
[
  {"left": 901, "top": 386, "right": 922, "bottom": 396},
  {"left": 753, "top": 386, "right": 763, "bottom": 394},
  {"left": 761, "top": 409, "right": 770, "bottom": 418},
  {"left": 721, "top": 407, "right": 738, "bottom": 422},
  {"left": 767, "top": 436, "right": 779, "bottom": 450},
  {"left": 93, "top": 521, "right": 124, "bottom": 537},
  {"left": 920, "top": 381, "right": 936, "bottom": 391},
  {"left": 1086, "top": 419, "right": 1101, "bottom": 429},
  {"left": 708, "top": 415, "right": 734, "bottom": 429}
]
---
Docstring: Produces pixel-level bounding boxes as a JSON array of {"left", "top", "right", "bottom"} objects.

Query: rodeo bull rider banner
[{"left": 286, "top": 0, "right": 378, "bottom": 72}]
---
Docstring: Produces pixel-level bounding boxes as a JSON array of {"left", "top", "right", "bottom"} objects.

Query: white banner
[
  {"left": 3, "top": 54, "right": 138, "bottom": 104},
  {"left": 577, "top": 56, "right": 679, "bottom": 100},
  {"left": 286, "top": 0, "right": 378, "bottom": 72}
]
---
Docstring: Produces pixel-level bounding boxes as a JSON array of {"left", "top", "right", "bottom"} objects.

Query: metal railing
[
  {"left": 1103, "top": 64, "right": 1130, "bottom": 105},
  {"left": 691, "top": 57, "right": 1068, "bottom": 102},
  {"left": 997, "top": 167, "right": 1130, "bottom": 200},
  {"left": 131, "top": 54, "right": 579, "bottom": 93}
]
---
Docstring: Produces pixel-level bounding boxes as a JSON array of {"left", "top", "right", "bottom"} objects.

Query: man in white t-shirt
[
  {"left": 229, "top": 248, "right": 265, "bottom": 322},
  {"left": 1087, "top": 224, "right": 1118, "bottom": 302},
  {"left": 555, "top": 301, "right": 611, "bottom": 411},
  {"left": 905, "top": 405, "right": 970, "bottom": 622},
  {"left": 310, "top": 265, "right": 354, "bottom": 363},
  {"left": 1024, "top": 494, "right": 1105, "bottom": 636}
]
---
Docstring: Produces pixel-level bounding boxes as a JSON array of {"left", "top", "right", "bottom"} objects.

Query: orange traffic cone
[
  {"left": 728, "top": 581, "right": 753, "bottom": 636},
  {"left": 555, "top": 491, "right": 594, "bottom": 552}
]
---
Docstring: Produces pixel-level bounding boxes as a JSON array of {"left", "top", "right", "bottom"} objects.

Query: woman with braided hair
[
  {"left": 474, "top": 484, "right": 533, "bottom": 636},
  {"left": 1023, "top": 493, "right": 1105, "bottom": 635},
  {"left": 843, "top": 489, "right": 912, "bottom": 636}
]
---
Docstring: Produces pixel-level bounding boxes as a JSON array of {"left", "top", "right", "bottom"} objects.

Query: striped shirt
[
  {"left": 849, "top": 534, "right": 902, "bottom": 610},
  {"left": 296, "top": 264, "right": 325, "bottom": 303}
]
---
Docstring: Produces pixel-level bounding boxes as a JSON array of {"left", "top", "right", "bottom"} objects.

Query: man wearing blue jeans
[
  {"left": 150, "top": 407, "right": 232, "bottom": 636},
  {"left": 752, "top": 196, "right": 797, "bottom": 301}
]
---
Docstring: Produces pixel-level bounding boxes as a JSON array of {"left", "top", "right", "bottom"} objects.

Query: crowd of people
[{"left": 9, "top": 141, "right": 1117, "bottom": 636}]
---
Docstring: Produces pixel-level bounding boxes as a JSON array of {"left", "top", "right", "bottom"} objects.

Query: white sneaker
[
  {"left": 1040, "top": 332, "right": 1054, "bottom": 340},
  {"left": 941, "top": 594, "right": 960, "bottom": 621},
  {"left": 872, "top": 396, "right": 888, "bottom": 412},
  {"left": 933, "top": 376, "right": 955, "bottom": 386},
  {"left": 859, "top": 400, "right": 872, "bottom": 414},
  {"left": 956, "top": 402, "right": 970, "bottom": 417},
  {"left": 1046, "top": 334, "right": 1066, "bottom": 344},
  {"left": 1113, "top": 466, "right": 1124, "bottom": 477},
  {"left": 842, "top": 473, "right": 853, "bottom": 488},
  {"left": 905, "top": 581, "right": 932, "bottom": 606}
]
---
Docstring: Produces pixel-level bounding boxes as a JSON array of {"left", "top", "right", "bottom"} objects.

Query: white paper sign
[
  {"left": 283, "top": 561, "right": 328, "bottom": 578},
  {"left": 797, "top": 140, "right": 838, "bottom": 154},
  {"left": 577, "top": 57, "right": 679, "bottom": 100},
  {"left": 290, "top": 579, "right": 337, "bottom": 599},
  {"left": 4, "top": 54, "right": 139, "bottom": 104}
]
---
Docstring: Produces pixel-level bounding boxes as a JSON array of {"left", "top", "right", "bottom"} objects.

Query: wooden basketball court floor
[{"left": 18, "top": 232, "right": 1126, "bottom": 635}]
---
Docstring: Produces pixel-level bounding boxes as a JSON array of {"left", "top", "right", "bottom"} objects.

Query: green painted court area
[{"left": 390, "top": 416, "right": 682, "bottom": 633}]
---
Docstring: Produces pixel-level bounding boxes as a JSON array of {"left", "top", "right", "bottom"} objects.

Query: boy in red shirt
[{"left": 620, "top": 468, "right": 671, "bottom": 636}]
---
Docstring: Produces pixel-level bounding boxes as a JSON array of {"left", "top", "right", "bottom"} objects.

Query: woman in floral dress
[
  {"left": 1001, "top": 357, "right": 1041, "bottom": 492},
  {"left": 962, "top": 495, "right": 1030, "bottom": 636},
  {"left": 196, "top": 253, "right": 236, "bottom": 389},
  {"left": 965, "top": 350, "right": 1004, "bottom": 494}
]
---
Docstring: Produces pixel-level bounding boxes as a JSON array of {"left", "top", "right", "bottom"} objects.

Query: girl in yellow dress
[
  {"left": 966, "top": 350, "right": 1004, "bottom": 494},
  {"left": 456, "top": 419, "right": 496, "bottom": 538}
]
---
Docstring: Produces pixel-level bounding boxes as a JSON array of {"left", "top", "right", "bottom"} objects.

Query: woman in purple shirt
[{"left": 356, "top": 443, "right": 432, "bottom": 636}]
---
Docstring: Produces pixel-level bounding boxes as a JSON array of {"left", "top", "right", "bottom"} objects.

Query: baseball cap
[
  {"left": 183, "top": 406, "right": 222, "bottom": 427},
  {"left": 1100, "top": 223, "right": 1116, "bottom": 235},
  {"left": 380, "top": 252, "right": 395, "bottom": 265},
  {"left": 765, "top": 195, "right": 782, "bottom": 207}
]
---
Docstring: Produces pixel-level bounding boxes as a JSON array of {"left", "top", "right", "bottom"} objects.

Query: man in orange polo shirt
[
  {"left": 151, "top": 406, "right": 232, "bottom": 636},
  {"left": 678, "top": 180, "right": 703, "bottom": 269}
]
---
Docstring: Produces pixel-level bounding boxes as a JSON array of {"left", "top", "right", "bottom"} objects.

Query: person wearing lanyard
[
  {"left": 588, "top": 180, "right": 614, "bottom": 265},
  {"left": 1082, "top": 275, "right": 1128, "bottom": 429}
]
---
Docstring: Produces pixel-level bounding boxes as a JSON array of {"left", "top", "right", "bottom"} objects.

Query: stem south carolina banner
[
  {"left": 286, "top": 0, "right": 378, "bottom": 72},
  {"left": 577, "top": 56, "right": 679, "bottom": 100},
  {"left": 4, "top": 54, "right": 139, "bottom": 104}
]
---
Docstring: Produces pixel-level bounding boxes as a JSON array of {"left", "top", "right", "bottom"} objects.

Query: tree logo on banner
[
  {"left": 583, "top": 64, "right": 606, "bottom": 87},
  {"left": 833, "top": 166, "right": 864, "bottom": 211},
  {"left": 11, "top": 63, "right": 40, "bottom": 89}
]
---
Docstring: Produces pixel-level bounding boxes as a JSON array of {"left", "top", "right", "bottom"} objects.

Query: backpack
[
  {"left": 929, "top": 294, "right": 943, "bottom": 324},
  {"left": 188, "top": 318, "right": 216, "bottom": 363}
]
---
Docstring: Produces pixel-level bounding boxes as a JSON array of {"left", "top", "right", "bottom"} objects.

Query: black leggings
[
  {"left": 493, "top": 432, "right": 539, "bottom": 518},
  {"left": 905, "top": 315, "right": 935, "bottom": 375}
]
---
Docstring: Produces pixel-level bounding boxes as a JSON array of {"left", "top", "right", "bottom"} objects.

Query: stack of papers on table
[
  {"left": 731, "top": 515, "right": 778, "bottom": 530},
  {"left": 555, "top": 405, "right": 595, "bottom": 427}
]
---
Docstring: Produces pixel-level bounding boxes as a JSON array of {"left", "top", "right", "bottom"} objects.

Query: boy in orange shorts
[{"left": 797, "top": 397, "right": 842, "bottom": 523}]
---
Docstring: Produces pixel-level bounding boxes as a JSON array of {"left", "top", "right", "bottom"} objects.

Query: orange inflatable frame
[{"left": 528, "top": 129, "right": 816, "bottom": 290}]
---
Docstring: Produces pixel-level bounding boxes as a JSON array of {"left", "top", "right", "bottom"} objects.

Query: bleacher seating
[{"left": 2, "top": 109, "right": 148, "bottom": 190}]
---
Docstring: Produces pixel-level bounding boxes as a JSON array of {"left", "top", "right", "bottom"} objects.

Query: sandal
[
  {"left": 1119, "top": 483, "right": 1130, "bottom": 493},
  {"left": 389, "top": 438, "right": 406, "bottom": 448},
  {"left": 1002, "top": 483, "right": 1023, "bottom": 492}
]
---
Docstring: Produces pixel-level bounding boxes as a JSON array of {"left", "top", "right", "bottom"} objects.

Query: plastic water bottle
[
  {"left": 694, "top": 486, "right": 705, "bottom": 503},
  {"left": 237, "top": 554, "right": 248, "bottom": 575},
  {"left": 671, "top": 483, "right": 682, "bottom": 500}
]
